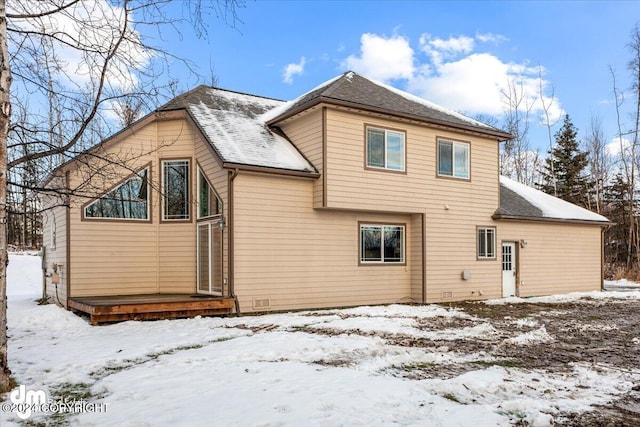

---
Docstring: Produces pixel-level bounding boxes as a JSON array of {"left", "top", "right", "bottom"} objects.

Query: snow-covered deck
[{"left": 68, "top": 294, "right": 235, "bottom": 325}]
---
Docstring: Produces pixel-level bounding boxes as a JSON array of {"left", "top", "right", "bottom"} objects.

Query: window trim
[
  {"left": 437, "top": 138, "right": 471, "bottom": 180},
  {"left": 196, "top": 164, "right": 223, "bottom": 221},
  {"left": 477, "top": 226, "right": 497, "bottom": 260},
  {"left": 358, "top": 222, "right": 406, "bottom": 266},
  {"left": 81, "top": 163, "right": 152, "bottom": 223},
  {"left": 50, "top": 212, "right": 56, "bottom": 250},
  {"left": 364, "top": 125, "right": 407, "bottom": 173},
  {"left": 161, "top": 158, "right": 192, "bottom": 223}
]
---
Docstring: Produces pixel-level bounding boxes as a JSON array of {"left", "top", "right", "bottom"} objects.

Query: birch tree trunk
[{"left": 0, "top": 0, "right": 12, "bottom": 393}]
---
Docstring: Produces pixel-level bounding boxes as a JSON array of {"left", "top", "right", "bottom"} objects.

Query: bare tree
[
  {"left": 0, "top": 0, "right": 11, "bottom": 393},
  {"left": 628, "top": 24, "right": 640, "bottom": 270},
  {"left": 0, "top": 0, "right": 242, "bottom": 393},
  {"left": 501, "top": 78, "right": 533, "bottom": 183},
  {"left": 538, "top": 67, "right": 561, "bottom": 196},
  {"left": 584, "top": 114, "right": 610, "bottom": 214}
]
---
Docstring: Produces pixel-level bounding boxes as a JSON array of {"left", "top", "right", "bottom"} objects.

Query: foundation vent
[
  {"left": 253, "top": 298, "right": 271, "bottom": 309},
  {"left": 441, "top": 291, "right": 453, "bottom": 300}
]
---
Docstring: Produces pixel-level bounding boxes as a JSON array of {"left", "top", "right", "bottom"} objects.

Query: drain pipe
[{"left": 228, "top": 168, "right": 241, "bottom": 315}]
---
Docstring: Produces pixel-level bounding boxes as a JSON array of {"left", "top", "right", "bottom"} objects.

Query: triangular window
[
  {"left": 84, "top": 167, "right": 150, "bottom": 220},
  {"left": 198, "top": 168, "right": 222, "bottom": 219}
]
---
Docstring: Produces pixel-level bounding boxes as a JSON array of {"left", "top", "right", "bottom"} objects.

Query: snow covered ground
[{"left": 1, "top": 253, "right": 639, "bottom": 426}]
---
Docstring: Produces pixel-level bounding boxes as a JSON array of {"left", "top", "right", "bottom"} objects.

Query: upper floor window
[
  {"left": 366, "top": 127, "right": 405, "bottom": 172},
  {"left": 198, "top": 168, "right": 222, "bottom": 219},
  {"left": 360, "top": 224, "right": 405, "bottom": 264},
  {"left": 438, "top": 139, "right": 469, "bottom": 179},
  {"left": 163, "top": 160, "right": 190, "bottom": 221},
  {"left": 84, "top": 167, "right": 149, "bottom": 220}
]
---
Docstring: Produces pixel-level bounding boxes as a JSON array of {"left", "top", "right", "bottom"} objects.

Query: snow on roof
[
  {"left": 186, "top": 89, "right": 316, "bottom": 173},
  {"left": 499, "top": 176, "right": 609, "bottom": 223}
]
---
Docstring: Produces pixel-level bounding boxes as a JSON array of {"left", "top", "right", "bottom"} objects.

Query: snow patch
[
  {"left": 2, "top": 254, "right": 639, "bottom": 427},
  {"left": 505, "top": 326, "right": 554, "bottom": 345}
]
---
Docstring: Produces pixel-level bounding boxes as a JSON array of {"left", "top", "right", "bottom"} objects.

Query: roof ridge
[
  {"left": 320, "top": 71, "right": 353, "bottom": 98},
  {"left": 206, "top": 86, "right": 286, "bottom": 103},
  {"left": 157, "top": 84, "right": 209, "bottom": 111}
]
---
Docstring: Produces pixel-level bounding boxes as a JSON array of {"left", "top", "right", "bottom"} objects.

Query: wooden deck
[{"left": 68, "top": 294, "right": 236, "bottom": 325}]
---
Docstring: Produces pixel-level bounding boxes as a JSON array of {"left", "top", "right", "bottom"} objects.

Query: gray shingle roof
[
  {"left": 497, "top": 185, "right": 544, "bottom": 217},
  {"left": 496, "top": 176, "right": 610, "bottom": 224},
  {"left": 265, "top": 72, "right": 512, "bottom": 139}
]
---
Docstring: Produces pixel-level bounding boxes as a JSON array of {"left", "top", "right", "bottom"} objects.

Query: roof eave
[
  {"left": 492, "top": 213, "right": 612, "bottom": 227},
  {"left": 266, "top": 97, "right": 514, "bottom": 140},
  {"left": 222, "top": 162, "right": 320, "bottom": 179}
]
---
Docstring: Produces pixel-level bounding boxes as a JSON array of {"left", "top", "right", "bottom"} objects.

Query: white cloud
[
  {"left": 408, "top": 53, "right": 507, "bottom": 115},
  {"left": 420, "top": 34, "right": 474, "bottom": 56},
  {"left": 476, "top": 32, "right": 509, "bottom": 44},
  {"left": 283, "top": 57, "right": 306, "bottom": 84},
  {"left": 342, "top": 33, "right": 414, "bottom": 82},
  {"left": 342, "top": 31, "right": 564, "bottom": 125},
  {"left": 606, "top": 136, "right": 632, "bottom": 157}
]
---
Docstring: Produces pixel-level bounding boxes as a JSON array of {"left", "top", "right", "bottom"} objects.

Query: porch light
[
  {"left": 520, "top": 239, "right": 527, "bottom": 248},
  {"left": 217, "top": 217, "right": 226, "bottom": 230}
]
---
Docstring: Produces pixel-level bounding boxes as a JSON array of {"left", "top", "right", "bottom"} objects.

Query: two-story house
[{"left": 41, "top": 72, "right": 610, "bottom": 324}]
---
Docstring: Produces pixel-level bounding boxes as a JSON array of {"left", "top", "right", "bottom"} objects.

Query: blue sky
[{"left": 167, "top": 1, "right": 638, "bottom": 153}]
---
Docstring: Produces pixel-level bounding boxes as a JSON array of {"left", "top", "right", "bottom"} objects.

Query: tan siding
[
  {"left": 233, "top": 173, "right": 413, "bottom": 313},
  {"left": 157, "top": 119, "right": 197, "bottom": 294},
  {"left": 498, "top": 221, "right": 602, "bottom": 296},
  {"left": 42, "top": 199, "right": 68, "bottom": 306},
  {"left": 69, "top": 121, "right": 159, "bottom": 297},
  {"left": 410, "top": 214, "right": 424, "bottom": 302},
  {"left": 279, "top": 108, "right": 324, "bottom": 207},
  {"left": 319, "top": 108, "right": 503, "bottom": 303},
  {"left": 325, "top": 109, "right": 499, "bottom": 214}
]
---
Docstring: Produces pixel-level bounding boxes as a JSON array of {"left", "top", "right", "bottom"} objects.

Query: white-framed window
[
  {"left": 84, "top": 167, "right": 150, "bottom": 220},
  {"left": 197, "top": 168, "right": 222, "bottom": 219},
  {"left": 477, "top": 227, "right": 496, "bottom": 259},
  {"left": 366, "top": 127, "right": 405, "bottom": 171},
  {"left": 163, "top": 160, "right": 190, "bottom": 221},
  {"left": 50, "top": 212, "right": 56, "bottom": 250},
  {"left": 438, "top": 139, "right": 469, "bottom": 179},
  {"left": 360, "top": 224, "right": 405, "bottom": 264}
]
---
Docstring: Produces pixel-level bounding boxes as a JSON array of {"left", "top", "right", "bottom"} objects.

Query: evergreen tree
[
  {"left": 539, "top": 114, "right": 590, "bottom": 207},
  {"left": 603, "top": 174, "right": 637, "bottom": 268}
]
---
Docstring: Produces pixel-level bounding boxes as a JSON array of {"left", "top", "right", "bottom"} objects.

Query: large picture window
[
  {"left": 84, "top": 167, "right": 149, "bottom": 220},
  {"left": 360, "top": 224, "right": 405, "bottom": 264},
  {"left": 198, "top": 168, "right": 222, "bottom": 219},
  {"left": 438, "top": 139, "right": 469, "bottom": 179},
  {"left": 477, "top": 227, "right": 496, "bottom": 259},
  {"left": 163, "top": 160, "right": 190, "bottom": 221},
  {"left": 366, "top": 127, "right": 405, "bottom": 171}
]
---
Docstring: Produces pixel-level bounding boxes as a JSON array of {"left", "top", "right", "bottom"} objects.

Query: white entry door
[
  {"left": 197, "top": 221, "right": 223, "bottom": 295},
  {"left": 502, "top": 242, "right": 517, "bottom": 297}
]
